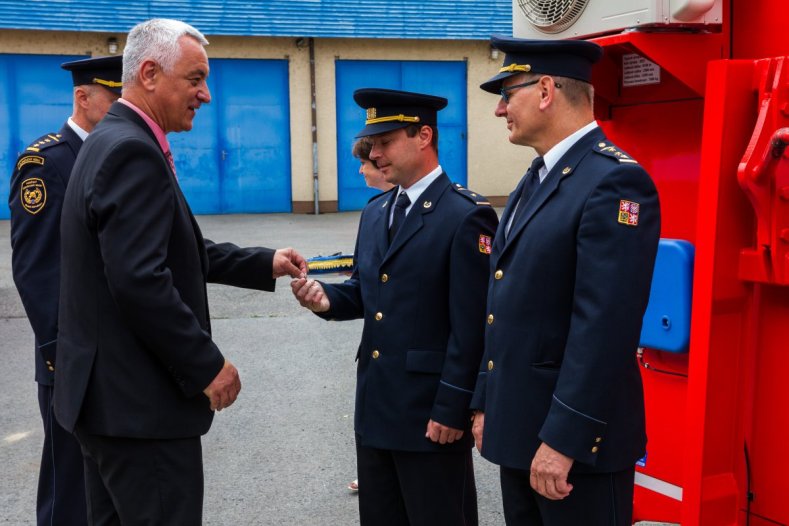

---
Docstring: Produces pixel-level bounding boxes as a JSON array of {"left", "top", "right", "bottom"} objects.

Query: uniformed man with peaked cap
[
  {"left": 470, "top": 36, "right": 661, "bottom": 525},
  {"left": 292, "top": 88, "right": 499, "bottom": 525},
  {"left": 8, "top": 54, "right": 122, "bottom": 526}
]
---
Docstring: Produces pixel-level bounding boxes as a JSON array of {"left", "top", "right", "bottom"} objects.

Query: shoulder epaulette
[
  {"left": 451, "top": 183, "right": 492, "bottom": 206},
  {"left": 367, "top": 187, "right": 396, "bottom": 204},
  {"left": 593, "top": 141, "right": 639, "bottom": 164},
  {"left": 24, "top": 132, "right": 64, "bottom": 153}
]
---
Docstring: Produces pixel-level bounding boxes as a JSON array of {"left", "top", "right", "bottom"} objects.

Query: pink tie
[{"left": 164, "top": 150, "right": 177, "bottom": 178}]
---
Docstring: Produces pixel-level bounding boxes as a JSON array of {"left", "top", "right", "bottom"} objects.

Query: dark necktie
[
  {"left": 506, "top": 156, "right": 544, "bottom": 238},
  {"left": 389, "top": 190, "right": 411, "bottom": 243}
]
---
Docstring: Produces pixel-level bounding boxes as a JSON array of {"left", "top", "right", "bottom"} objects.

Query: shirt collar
[
  {"left": 118, "top": 98, "right": 171, "bottom": 155},
  {"left": 66, "top": 117, "right": 89, "bottom": 141},
  {"left": 542, "top": 121, "right": 598, "bottom": 181},
  {"left": 398, "top": 164, "right": 443, "bottom": 209}
]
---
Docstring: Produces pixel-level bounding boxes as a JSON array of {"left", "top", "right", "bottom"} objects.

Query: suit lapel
[
  {"left": 382, "top": 173, "right": 449, "bottom": 264},
  {"left": 503, "top": 164, "right": 565, "bottom": 246},
  {"left": 502, "top": 128, "right": 605, "bottom": 254},
  {"left": 110, "top": 101, "right": 177, "bottom": 180},
  {"left": 112, "top": 101, "right": 209, "bottom": 277},
  {"left": 494, "top": 176, "right": 526, "bottom": 254},
  {"left": 372, "top": 191, "right": 395, "bottom": 258},
  {"left": 180, "top": 204, "right": 208, "bottom": 277}
]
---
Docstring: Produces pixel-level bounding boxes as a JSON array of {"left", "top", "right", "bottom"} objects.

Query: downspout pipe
[{"left": 309, "top": 37, "right": 319, "bottom": 215}]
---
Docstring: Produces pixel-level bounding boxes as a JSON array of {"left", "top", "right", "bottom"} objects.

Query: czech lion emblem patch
[
  {"left": 618, "top": 199, "right": 640, "bottom": 226},
  {"left": 479, "top": 234, "right": 492, "bottom": 254}
]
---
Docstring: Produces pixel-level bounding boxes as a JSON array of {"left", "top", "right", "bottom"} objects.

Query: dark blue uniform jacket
[
  {"left": 9, "top": 124, "right": 81, "bottom": 385},
  {"left": 322, "top": 173, "right": 499, "bottom": 452},
  {"left": 471, "top": 127, "right": 661, "bottom": 473}
]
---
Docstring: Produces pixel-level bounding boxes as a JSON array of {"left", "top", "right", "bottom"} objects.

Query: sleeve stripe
[
  {"left": 440, "top": 380, "right": 474, "bottom": 394},
  {"left": 552, "top": 394, "right": 607, "bottom": 424}
]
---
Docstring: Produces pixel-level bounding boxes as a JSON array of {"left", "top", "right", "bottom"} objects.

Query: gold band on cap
[
  {"left": 366, "top": 114, "right": 421, "bottom": 125},
  {"left": 93, "top": 78, "right": 122, "bottom": 88},
  {"left": 499, "top": 63, "right": 532, "bottom": 73}
]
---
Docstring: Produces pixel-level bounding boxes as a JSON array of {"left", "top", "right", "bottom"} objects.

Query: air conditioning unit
[{"left": 513, "top": 0, "right": 722, "bottom": 39}]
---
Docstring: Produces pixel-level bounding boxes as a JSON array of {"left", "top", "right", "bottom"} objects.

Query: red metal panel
[
  {"left": 600, "top": 100, "right": 703, "bottom": 243},
  {"left": 590, "top": 4, "right": 789, "bottom": 525},
  {"left": 592, "top": 35, "right": 707, "bottom": 524},
  {"left": 680, "top": 57, "right": 755, "bottom": 526},
  {"left": 747, "top": 286, "right": 789, "bottom": 524},
  {"left": 733, "top": 0, "right": 789, "bottom": 60}
]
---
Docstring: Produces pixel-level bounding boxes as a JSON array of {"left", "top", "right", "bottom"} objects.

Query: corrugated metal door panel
[
  {"left": 1, "top": 53, "right": 83, "bottom": 220},
  {"left": 218, "top": 59, "right": 291, "bottom": 213},
  {"left": 335, "top": 60, "right": 467, "bottom": 211},
  {"left": 170, "top": 75, "right": 221, "bottom": 215},
  {"left": 167, "top": 68, "right": 222, "bottom": 214},
  {"left": 171, "top": 58, "right": 291, "bottom": 214},
  {"left": 402, "top": 61, "right": 468, "bottom": 193},
  {"left": 335, "top": 61, "right": 401, "bottom": 212}
]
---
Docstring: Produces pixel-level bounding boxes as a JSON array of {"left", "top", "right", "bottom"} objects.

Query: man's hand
[
  {"left": 530, "top": 442, "right": 574, "bottom": 500},
  {"left": 203, "top": 360, "right": 241, "bottom": 411},
  {"left": 291, "top": 278, "right": 330, "bottom": 313},
  {"left": 425, "top": 419, "right": 464, "bottom": 444},
  {"left": 273, "top": 248, "right": 308, "bottom": 279},
  {"left": 471, "top": 411, "right": 484, "bottom": 452}
]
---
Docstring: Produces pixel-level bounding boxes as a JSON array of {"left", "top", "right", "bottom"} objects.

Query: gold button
[
  {"left": 372, "top": 350, "right": 380, "bottom": 359},
  {"left": 46, "top": 360, "right": 52, "bottom": 365},
  {"left": 381, "top": 273, "right": 389, "bottom": 283},
  {"left": 375, "top": 312, "right": 383, "bottom": 321},
  {"left": 487, "top": 314, "right": 494, "bottom": 324},
  {"left": 595, "top": 437, "right": 602, "bottom": 443},
  {"left": 591, "top": 446, "right": 599, "bottom": 453},
  {"left": 494, "top": 270, "right": 503, "bottom": 280},
  {"left": 47, "top": 366, "right": 54, "bottom": 371},
  {"left": 487, "top": 360, "right": 494, "bottom": 371}
]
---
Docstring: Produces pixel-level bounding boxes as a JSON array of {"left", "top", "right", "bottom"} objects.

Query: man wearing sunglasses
[{"left": 470, "top": 36, "right": 661, "bottom": 525}]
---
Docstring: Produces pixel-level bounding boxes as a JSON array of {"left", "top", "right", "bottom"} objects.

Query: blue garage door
[
  {"left": 169, "top": 58, "right": 292, "bottom": 214},
  {"left": 335, "top": 60, "right": 467, "bottom": 211},
  {"left": 1, "top": 53, "right": 84, "bottom": 220}
]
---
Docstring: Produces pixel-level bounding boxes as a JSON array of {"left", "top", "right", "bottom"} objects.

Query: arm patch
[
  {"left": 17, "top": 155, "right": 45, "bottom": 171},
  {"left": 20, "top": 177, "right": 47, "bottom": 214}
]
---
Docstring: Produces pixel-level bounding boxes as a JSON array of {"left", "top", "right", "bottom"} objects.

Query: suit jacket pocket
[
  {"left": 531, "top": 360, "right": 561, "bottom": 371},
  {"left": 406, "top": 350, "right": 445, "bottom": 374}
]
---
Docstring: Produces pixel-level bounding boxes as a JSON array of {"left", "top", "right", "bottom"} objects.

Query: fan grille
[{"left": 516, "top": 0, "right": 591, "bottom": 34}]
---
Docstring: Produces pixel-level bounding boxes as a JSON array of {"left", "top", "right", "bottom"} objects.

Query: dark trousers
[
  {"left": 73, "top": 427, "right": 204, "bottom": 526},
  {"left": 356, "top": 434, "right": 478, "bottom": 526},
  {"left": 500, "top": 465, "right": 636, "bottom": 526},
  {"left": 37, "top": 383, "right": 88, "bottom": 526}
]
